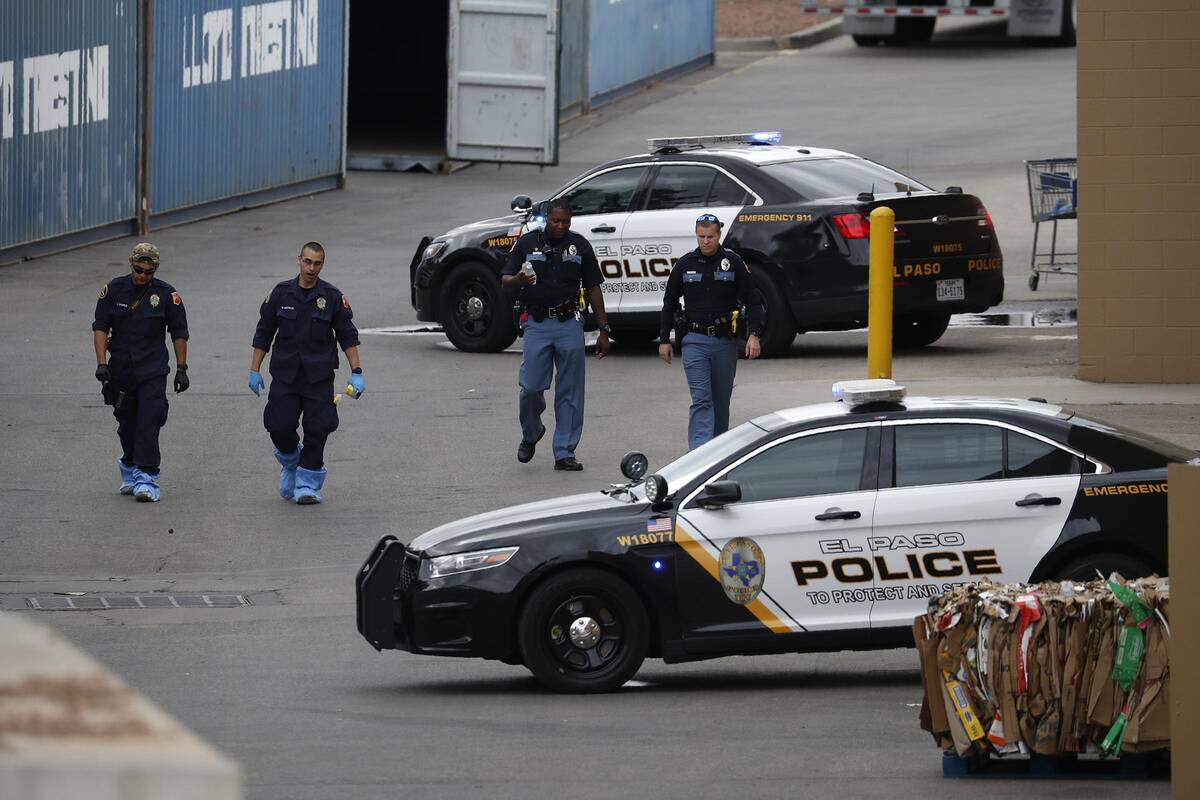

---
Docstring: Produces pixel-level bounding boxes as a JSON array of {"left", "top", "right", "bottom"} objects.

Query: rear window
[{"left": 761, "top": 158, "right": 929, "bottom": 202}]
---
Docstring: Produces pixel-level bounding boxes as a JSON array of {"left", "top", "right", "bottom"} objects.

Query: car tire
[
  {"left": 893, "top": 312, "right": 950, "bottom": 349},
  {"left": 744, "top": 265, "right": 795, "bottom": 358},
  {"left": 1056, "top": 0, "right": 1076, "bottom": 47},
  {"left": 439, "top": 261, "right": 517, "bottom": 353},
  {"left": 517, "top": 568, "right": 649, "bottom": 693},
  {"left": 1055, "top": 551, "right": 1155, "bottom": 582},
  {"left": 852, "top": 35, "right": 882, "bottom": 47}
]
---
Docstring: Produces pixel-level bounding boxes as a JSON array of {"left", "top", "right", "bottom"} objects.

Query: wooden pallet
[{"left": 942, "top": 750, "right": 1169, "bottom": 779}]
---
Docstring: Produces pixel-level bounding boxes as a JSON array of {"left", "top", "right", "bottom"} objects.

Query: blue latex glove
[
  {"left": 248, "top": 370, "right": 265, "bottom": 396},
  {"left": 348, "top": 372, "right": 365, "bottom": 399}
]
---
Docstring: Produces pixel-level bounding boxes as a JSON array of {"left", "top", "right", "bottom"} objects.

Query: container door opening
[{"left": 347, "top": 0, "right": 448, "bottom": 172}]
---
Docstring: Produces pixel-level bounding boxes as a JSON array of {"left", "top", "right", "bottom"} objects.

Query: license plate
[{"left": 936, "top": 279, "right": 965, "bottom": 302}]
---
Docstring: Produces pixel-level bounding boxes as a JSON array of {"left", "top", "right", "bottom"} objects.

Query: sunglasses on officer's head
[
  {"left": 131, "top": 262, "right": 158, "bottom": 275},
  {"left": 696, "top": 213, "right": 720, "bottom": 224}
]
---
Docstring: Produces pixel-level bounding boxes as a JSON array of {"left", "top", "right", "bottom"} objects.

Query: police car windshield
[
  {"left": 652, "top": 422, "right": 766, "bottom": 492},
  {"left": 761, "top": 158, "right": 930, "bottom": 202}
]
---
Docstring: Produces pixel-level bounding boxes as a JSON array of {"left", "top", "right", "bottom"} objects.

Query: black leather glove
[
  {"left": 173, "top": 365, "right": 189, "bottom": 394},
  {"left": 95, "top": 364, "right": 110, "bottom": 383}
]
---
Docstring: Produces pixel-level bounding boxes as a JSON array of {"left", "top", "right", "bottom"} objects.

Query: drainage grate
[{"left": 24, "top": 593, "right": 252, "bottom": 611}]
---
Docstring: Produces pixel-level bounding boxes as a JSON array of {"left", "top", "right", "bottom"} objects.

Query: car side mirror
[
  {"left": 620, "top": 451, "right": 649, "bottom": 481},
  {"left": 694, "top": 480, "right": 741, "bottom": 510},
  {"left": 511, "top": 194, "right": 532, "bottom": 213}
]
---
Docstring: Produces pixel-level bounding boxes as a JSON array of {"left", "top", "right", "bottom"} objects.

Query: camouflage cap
[{"left": 131, "top": 242, "right": 160, "bottom": 265}]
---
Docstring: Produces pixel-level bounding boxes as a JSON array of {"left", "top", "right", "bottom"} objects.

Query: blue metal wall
[
  {"left": 587, "top": 0, "right": 713, "bottom": 103},
  {"left": 0, "top": 0, "right": 139, "bottom": 251},
  {"left": 559, "top": 0, "right": 586, "bottom": 115},
  {"left": 149, "top": 0, "right": 345, "bottom": 215}
]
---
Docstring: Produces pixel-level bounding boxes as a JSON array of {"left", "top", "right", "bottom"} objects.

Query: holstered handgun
[
  {"left": 101, "top": 381, "right": 124, "bottom": 410},
  {"left": 673, "top": 309, "right": 687, "bottom": 351}
]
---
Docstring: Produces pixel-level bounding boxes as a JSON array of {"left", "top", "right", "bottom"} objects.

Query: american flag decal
[{"left": 646, "top": 517, "right": 672, "bottom": 533}]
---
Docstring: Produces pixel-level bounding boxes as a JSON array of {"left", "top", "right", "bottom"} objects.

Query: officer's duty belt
[
  {"left": 687, "top": 317, "right": 734, "bottom": 338},
  {"left": 527, "top": 299, "right": 579, "bottom": 322}
]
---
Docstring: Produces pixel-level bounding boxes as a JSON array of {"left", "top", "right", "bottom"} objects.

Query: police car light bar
[
  {"left": 833, "top": 379, "right": 906, "bottom": 407},
  {"left": 648, "top": 132, "right": 783, "bottom": 152}
]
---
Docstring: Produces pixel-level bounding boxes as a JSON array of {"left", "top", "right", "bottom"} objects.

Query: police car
[
  {"left": 356, "top": 381, "right": 1186, "bottom": 693},
  {"left": 409, "top": 132, "right": 1003, "bottom": 356}
]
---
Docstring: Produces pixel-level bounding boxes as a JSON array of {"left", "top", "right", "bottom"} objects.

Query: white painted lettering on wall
[
  {"left": 183, "top": 9, "right": 234, "bottom": 88},
  {"left": 184, "top": 0, "right": 318, "bottom": 88},
  {"left": 20, "top": 46, "right": 109, "bottom": 135},
  {"left": 0, "top": 61, "right": 13, "bottom": 140}
]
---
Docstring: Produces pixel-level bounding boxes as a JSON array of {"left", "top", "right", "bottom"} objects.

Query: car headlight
[
  {"left": 422, "top": 546, "right": 519, "bottom": 579},
  {"left": 423, "top": 240, "right": 449, "bottom": 261}
]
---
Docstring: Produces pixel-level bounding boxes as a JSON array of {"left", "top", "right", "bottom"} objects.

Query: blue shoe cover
[
  {"left": 133, "top": 469, "right": 161, "bottom": 503},
  {"left": 118, "top": 459, "right": 137, "bottom": 495},
  {"left": 274, "top": 446, "right": 303, "bottom": 500},
  {"left": 293, "top": 466, "right": 327, "bottom": 505}
]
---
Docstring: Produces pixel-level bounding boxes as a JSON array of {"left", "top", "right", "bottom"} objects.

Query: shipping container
[
  {"left": 0, "top": 0, "right": 140, "bottom": 258},
  {"left": 346, "top": 0, "right": 714, "bottom": 172},
  {"left": 587, "top": 0, "right": 714, "bottom": 107},
  {"left": 149, "top": 0, "right": 347, "bottom": 224}
]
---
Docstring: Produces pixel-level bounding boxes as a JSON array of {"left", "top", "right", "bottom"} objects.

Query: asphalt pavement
[{"left": 0, "top": 21, "right": 1182, "bottom": 800}]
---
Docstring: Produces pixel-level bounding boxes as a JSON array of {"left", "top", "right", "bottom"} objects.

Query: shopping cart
[{"left": 1025, "top": 157, "right": 1077, "bottom": 291}]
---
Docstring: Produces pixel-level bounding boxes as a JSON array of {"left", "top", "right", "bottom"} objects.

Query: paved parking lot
[{"left": 0, "top": 22, "right": 1176, "bottom": 800}]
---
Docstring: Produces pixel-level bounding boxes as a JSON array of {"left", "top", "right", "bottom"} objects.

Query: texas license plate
[{"left": 936, "top": 279, "right": 965, "bottom": 302}]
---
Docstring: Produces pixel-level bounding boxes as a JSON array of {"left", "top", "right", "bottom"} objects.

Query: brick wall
[{"left": 1077, "top": 0, "right": 1200, "bottom": 383}]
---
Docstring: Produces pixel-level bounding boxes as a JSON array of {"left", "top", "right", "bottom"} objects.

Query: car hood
[
  {"left": 440, "top": 213, "right": 525, "bottom": 243},
  {"left": 409, "top": 492, "right": 645, "bottom": 555}
]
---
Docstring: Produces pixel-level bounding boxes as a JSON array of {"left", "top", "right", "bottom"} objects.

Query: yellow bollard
[{"left": 867, "top": 206, "right": 895, "bottom": 379}]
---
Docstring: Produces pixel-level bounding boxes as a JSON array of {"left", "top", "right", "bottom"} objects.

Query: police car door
[
  {"left": 552, "top": 166, "right": 648, "bottom": 312},
  {"left": 674, "top": 423, "right": 880, "bottom": 642},
  {"left": 868, "top": 420, "right": 1082, "bottom": 630},
  {"left": 617, "top": 164, "right": 755, "bottom": 315}
]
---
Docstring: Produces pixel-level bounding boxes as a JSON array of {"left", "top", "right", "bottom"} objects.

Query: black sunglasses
[
  {"left": 131, "top": 263, "right": 158, "bottom": 275},
  {"left": 696, "top": 213, "right": 720, "bottom": 224}
]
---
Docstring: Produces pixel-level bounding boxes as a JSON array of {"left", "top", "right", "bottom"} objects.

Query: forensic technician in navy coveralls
[
  {"left": 501, "top": 199, "right": 610, "bottom": 471},
  {"left": 249, "top": 242, "right": 363, "bottom": 504},
  {"left": 92, "top": 242, "right": 190, "bottom": 502},
  {"left": 659, "top": 213, "right": 762, "bottom": 450}
]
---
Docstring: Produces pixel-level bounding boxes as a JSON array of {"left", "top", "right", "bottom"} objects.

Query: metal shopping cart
[{"left": 1025, "top": 157, "right": 1077, "bottom": 291}]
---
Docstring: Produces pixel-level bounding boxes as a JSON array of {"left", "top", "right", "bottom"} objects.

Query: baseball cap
[{"left": 131, "top": 242, "right": 161, "bottom": 265}]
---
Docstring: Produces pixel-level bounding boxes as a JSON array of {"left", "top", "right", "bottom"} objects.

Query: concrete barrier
[{"left": 0, "top": 613, "right": 240, "bottom": 800}]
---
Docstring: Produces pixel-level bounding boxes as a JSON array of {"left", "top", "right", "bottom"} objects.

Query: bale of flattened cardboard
[{"left": 915, "top": 575, "right": 1169, "bottom": 758}]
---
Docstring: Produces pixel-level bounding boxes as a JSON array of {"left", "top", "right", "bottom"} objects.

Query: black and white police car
[
  {"left": 409, "top": 132, "right": 1003, "bottom": 357},
  {"left": 356, "top": 380, "right": 1186, "bottom": 693}
]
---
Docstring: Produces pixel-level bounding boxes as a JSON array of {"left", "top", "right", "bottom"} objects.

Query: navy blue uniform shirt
[
  {"left": 93, "top": 275, "right": 189, "bottom": 382},
  {"left": 253, "top": 277, "right": 360, "bottom": 385},
  {"left": 659, "top": 247, "right": 764, "bottom": 342},
  {"left": 502, "top": 229, "right": 603, "bottom": 310}
]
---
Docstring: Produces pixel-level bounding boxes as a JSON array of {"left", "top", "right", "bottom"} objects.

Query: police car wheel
[
  {"left": 745, "top": 265, "right": 795, "bottom": 358},
  {"left": 893, "top": 313, "right": 950, "bottom": 349},
  {"left": 852, "top": 35, "right": 882, "bottom": 47},
  {"left": 439, "top": 262, "right": 517, "bottom": 353},
  {"left": 518, "top": 568, "right": 648, "bottom": 693},
  {"left": 1056, "top": 551, "right": 1154, "bottom": 583}
]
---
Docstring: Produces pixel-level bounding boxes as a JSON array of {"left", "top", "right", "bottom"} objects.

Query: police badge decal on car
[{"left": 719, "top": 537, "right": 766, "bottom": 605}]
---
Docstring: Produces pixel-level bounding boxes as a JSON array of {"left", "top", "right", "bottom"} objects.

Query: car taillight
[
  {"left": 978, "top": 206, "right": 994, "bottom": 230},
  {"left": 832, "top": 213, "right": 870, "bottom": 239}
]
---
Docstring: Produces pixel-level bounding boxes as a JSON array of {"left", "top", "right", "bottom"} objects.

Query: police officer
[
  {"left": 249, "top": 242, "right": 362, "bottom": 504},
  {"left": 92, "top": 243, "right": 190, "bottom": 502},
  {"left": 658, "top": 214, "right": 762, "bottom": 450},
  {"left": 501, "top": 198, "right": 610, "bottom": 471}
]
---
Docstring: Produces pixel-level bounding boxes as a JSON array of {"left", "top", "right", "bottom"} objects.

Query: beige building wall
[{"left": 1077, "top": 0, "right": 1200, "bottom": 383}]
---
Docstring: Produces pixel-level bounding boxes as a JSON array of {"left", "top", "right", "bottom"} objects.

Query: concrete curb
[
  {"left": 716, "top": 18, "right": 843, "bottom": 52},
  {"left": 0, "top": 613, "right": 241, "bottom": 800}
]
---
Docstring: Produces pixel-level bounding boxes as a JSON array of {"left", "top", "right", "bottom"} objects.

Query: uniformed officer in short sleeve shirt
[
  {"left": 659, "top": 214, "right": 762, "bottom": 450},
  {"left": 92, "top": 242, "right": 190, "bottom": 502},
  {"left": 501, "top": 199, "right": 610, "bottom": 471},
  {"left": 249, "top": 242, "right": 363, "bottom": 504}
]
